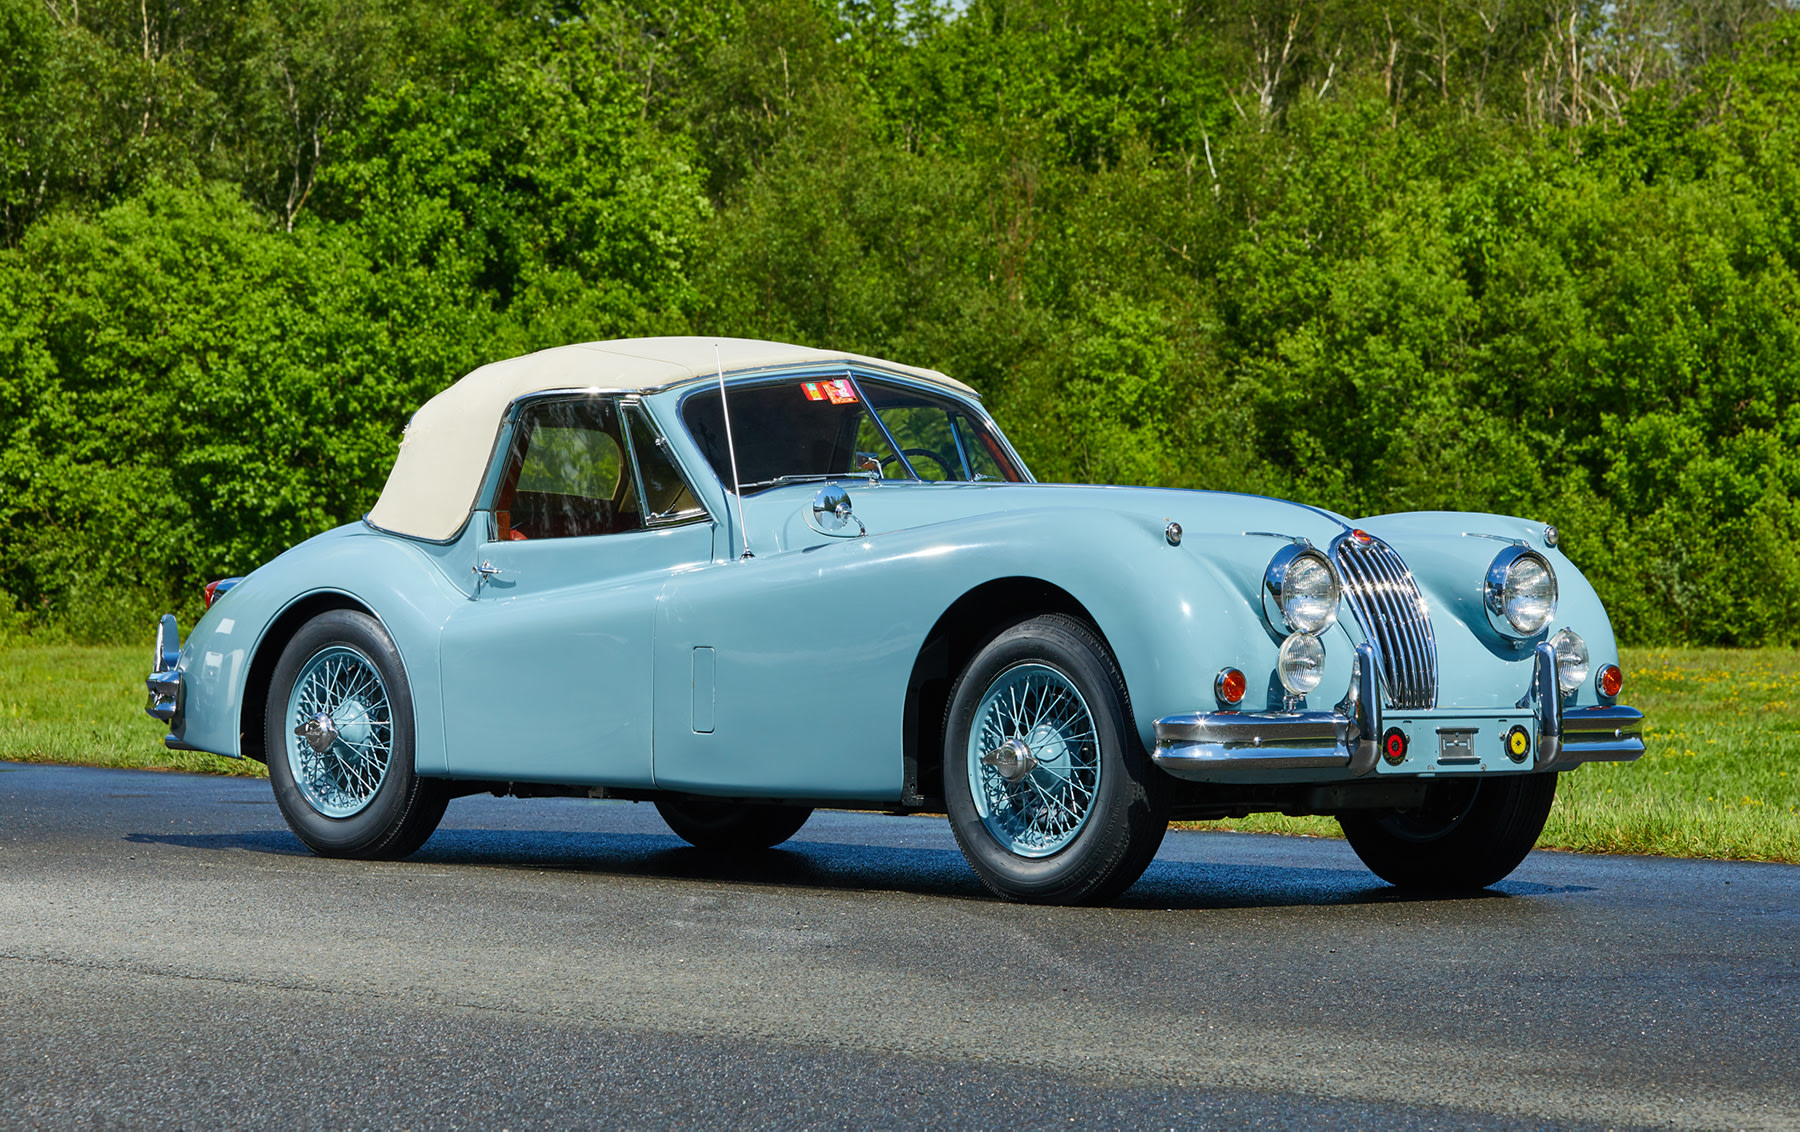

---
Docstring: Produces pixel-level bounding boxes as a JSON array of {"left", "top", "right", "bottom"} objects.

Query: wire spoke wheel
[
  {"left": 284, "top": 645, "right": 394, "bottom": 819},
  {"left": 966, "top": 662, "right": 1101, "bottom": 857}
]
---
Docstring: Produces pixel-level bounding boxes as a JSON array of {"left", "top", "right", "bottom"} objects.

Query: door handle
[{"left": 471, "top": 561, "right": 501, "bottom": 593}]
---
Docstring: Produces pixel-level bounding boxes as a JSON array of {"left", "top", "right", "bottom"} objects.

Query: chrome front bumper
[{"left": 1152, "top": 642, "right": 1644, "bottom": 782}]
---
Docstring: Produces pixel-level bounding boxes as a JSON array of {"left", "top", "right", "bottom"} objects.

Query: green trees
[{"left": 1, "top": 0, "right": 1798, "bottom": 643}]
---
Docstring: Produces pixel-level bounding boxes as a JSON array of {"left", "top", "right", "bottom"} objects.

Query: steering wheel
[{"left": 882, "top": 447, "right": 958, "bottom": 481}]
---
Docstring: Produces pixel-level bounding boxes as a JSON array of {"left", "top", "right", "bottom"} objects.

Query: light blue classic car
[{"left": 147, "top": 337, "right": 1643, "bottom": 904}]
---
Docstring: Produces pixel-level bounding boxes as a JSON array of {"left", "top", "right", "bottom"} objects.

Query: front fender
[{"left": 813, "top": 503, "right": 1360, "bottom": 754}]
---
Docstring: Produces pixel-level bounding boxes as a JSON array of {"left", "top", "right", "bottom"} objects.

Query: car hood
[{"left": 741, "top": 480, "right": 1356, "bottom": 553}]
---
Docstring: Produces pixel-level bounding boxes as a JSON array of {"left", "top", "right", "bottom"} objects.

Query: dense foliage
[{"left": 1, "top": 0, "right": 1797, "bottom": 644}]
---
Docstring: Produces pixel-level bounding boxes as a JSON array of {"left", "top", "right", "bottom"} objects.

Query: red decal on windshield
[
  {"left": 801, "top": 382, "right": 827, "bottom": 401},
  {"left": 823, "top": 379, "right": 858, "bottom": 404}
]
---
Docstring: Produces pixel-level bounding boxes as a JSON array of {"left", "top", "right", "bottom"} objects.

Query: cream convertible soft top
[{"left": 365, "top": 336, "right": 976, "bottom": 541}]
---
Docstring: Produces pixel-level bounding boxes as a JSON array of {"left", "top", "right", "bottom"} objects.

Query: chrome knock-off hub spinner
[
  {"left": 981, "top": 737, "right": 1038, "bottom": 783},
  {"left": 294, "top": 712, "right": 340, "bottom": 754}
]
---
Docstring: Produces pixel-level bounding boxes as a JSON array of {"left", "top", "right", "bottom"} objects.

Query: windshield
[{"left": 681, "top": 376, "right": 1024, "bottom": 493}]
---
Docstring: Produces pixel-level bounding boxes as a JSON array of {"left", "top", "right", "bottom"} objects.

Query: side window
[
  {"left": 626, "top": 407, "right": 707, "bottom": 525},
  {"left": 495, "top": 397, "right": 641, "bottom": 540}
]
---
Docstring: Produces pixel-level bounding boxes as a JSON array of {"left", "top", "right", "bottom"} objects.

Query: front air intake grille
[{"left": 1331, "top": 535, "right": 1438, "bottom": 709}]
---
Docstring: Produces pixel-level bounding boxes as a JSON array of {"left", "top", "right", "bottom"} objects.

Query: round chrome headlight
[
  {"left": 1277, "top": 633, "right": 1325, "bottom": 696},
  {"left": 1484, "top": 547, "right": 1558, "bottom": 637},
  {"left": 1263, "top": 546, "right": 1341, "bottom": 636},
  {"left": 1550, "top": 628, "right": 1589, "bottom": 695}
]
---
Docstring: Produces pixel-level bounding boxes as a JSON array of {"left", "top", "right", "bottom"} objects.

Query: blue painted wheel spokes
[
  {"left": 285, "top": 646, "right": 393, "bottom": 818},
  {"left": 967, "top": 662, "right": 1101, "bottom": 857}
]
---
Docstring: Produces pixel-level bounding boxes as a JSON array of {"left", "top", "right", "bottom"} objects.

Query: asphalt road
[{"left": 2, "top": 762, "right": 1796, "bottom": 1131}]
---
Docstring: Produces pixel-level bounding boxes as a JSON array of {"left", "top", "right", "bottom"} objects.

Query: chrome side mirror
[{"left": 809, "top": 484, "right": 865, "bottom": 537}]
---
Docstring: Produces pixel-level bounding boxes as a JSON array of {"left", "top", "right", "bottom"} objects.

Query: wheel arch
[
  {"left": 902, "top": 576, "right": 1129, "bottom": 809},
  {"left": 239, "top": 590, "right": 385, "bottom": 763}
]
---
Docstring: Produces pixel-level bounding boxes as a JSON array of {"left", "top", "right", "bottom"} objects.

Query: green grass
[
  {"left": 0, "top": 644, "right": 263, "bottom": 777},
  {"left": 1181, "top": 647, "right": 1800, "bottom": 864},
  {"left": 5, "top": 644, "right": 1798, "bottom": 862}
]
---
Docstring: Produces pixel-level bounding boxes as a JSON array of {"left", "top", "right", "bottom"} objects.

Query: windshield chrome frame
[{"left": 671, "top": 365, "right": 1034, "bottom": 494}]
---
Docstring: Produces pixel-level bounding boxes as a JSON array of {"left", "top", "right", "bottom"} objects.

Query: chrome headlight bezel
[
  {"left": 1262, "top": 545, "right": 1342, "bottom": 636},
  {"left": 1483, "top": 546, "right": 1558, "bottom": 638}
]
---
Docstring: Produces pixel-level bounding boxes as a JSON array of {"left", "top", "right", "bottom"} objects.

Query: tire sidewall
[
  {"left": 1341, "top": 772, "right": 1558, "bottom": 890},
  {"left": 943, "top": 615, "right": 1163, "bottom": 902},
  {"left": 266, "top": 610, "right": 422, "bottom": 857},
  {"left": 654, "top": 798, "right": 814, "bottom": 850}
]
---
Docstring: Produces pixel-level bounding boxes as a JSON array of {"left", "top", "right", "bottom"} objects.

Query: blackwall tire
[
  {"left": 654, "top": 798, "right": 814, "bottom": 850},
  {"left": 942, "top": 613, "right": 1168, "bottom": 905},
  {"left": 1339, "top": 772, "right": 1558, "bottom": 891},
  {"left": 265, "top": 610, "right": 447, "bottom": 860}
]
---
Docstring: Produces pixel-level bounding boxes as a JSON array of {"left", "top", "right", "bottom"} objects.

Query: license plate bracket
[{"left": 1437, "top": 728, "right": 1479, "bottom": 765}]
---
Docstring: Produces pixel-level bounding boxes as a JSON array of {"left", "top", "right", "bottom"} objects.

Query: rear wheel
[
  {"left": 1339, "top": 773, "right": 1557, "bottom": 891},
  {"left": 943, "top": 614, "right": 1167, "bottom": 905},
  {"left": 266, "top": 610, "right": 447, "bottom": 859},
  {"left": 655, "top": 797, "right": 814, "bottom": 850}
]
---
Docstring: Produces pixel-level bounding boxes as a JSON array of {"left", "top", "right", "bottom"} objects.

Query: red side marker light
[
  {"left": 1215, "top": 668, "right": 1247, "bottom": 705},
  {"left": 1598, "top": 664, "right": 1623, "bottom": 698},
  {"left": 204, "top": 580, "right": 223, "bottom": 608}
]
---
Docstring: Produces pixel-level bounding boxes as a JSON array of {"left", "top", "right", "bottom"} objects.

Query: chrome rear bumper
[
  {"left": 145, "top": 613, "right": 181, "bottom": 723},
  {"left": 1152, "top": 641, "right": 1644, "bottom": 782}
]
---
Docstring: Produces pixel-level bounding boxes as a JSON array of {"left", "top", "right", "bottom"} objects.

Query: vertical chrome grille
[{"left": 1331, "top": 535, "right": 1438, "bottom": 709}]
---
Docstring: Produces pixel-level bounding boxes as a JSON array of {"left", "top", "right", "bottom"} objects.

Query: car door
[
  {"left": 649, "top": 375, "right": 983, "bottom": 802},
  {"left": 439, "top": 395, "right": 713, "bottom": 787}
]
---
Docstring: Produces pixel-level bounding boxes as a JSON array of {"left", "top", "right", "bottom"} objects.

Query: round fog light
[
  {"left": 1550, "top": 628, "right": 1589, "bottom": 696},
  {"left": 1277, "top": 633, "right": 1324, "bottom": 696}
]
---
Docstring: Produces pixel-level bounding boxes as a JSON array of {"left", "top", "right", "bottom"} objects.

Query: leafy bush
[{"left": 1, "top": 0, "right": 1798, "bottom": 644}]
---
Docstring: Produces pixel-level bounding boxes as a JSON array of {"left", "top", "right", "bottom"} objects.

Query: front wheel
[
  {"left": 655, "top": 797, "right": 814, "bottom": 850},
  {"left": 266, "top": 610, "right": 447, "bottom": 860},
  {"left": 1339, "top": 773, "right": 1558, "bottom": 891},
  {"left": 943, "top": 614, "right": 1168, "bottom": 905}
]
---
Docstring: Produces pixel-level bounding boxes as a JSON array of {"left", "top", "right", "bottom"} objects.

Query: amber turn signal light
[
  {"left": 1598, "top": 663, "right": 1623, "bottom": 698},
  {"left": 1215, "top": 667, "right": 1247, "bottom": 705}
]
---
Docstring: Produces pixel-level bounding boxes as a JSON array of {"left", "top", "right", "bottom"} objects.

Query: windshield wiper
[{"left": 737, "top": 472, "right": 881, "bottom": 491}]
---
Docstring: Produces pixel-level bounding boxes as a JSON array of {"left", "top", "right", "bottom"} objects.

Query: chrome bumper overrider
[
  {"left": 1152, "top": 641, "right": 1644, "bottom": 782},
  {"left": 145, "top": 613, "right": 181, "bottom": 723}
]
